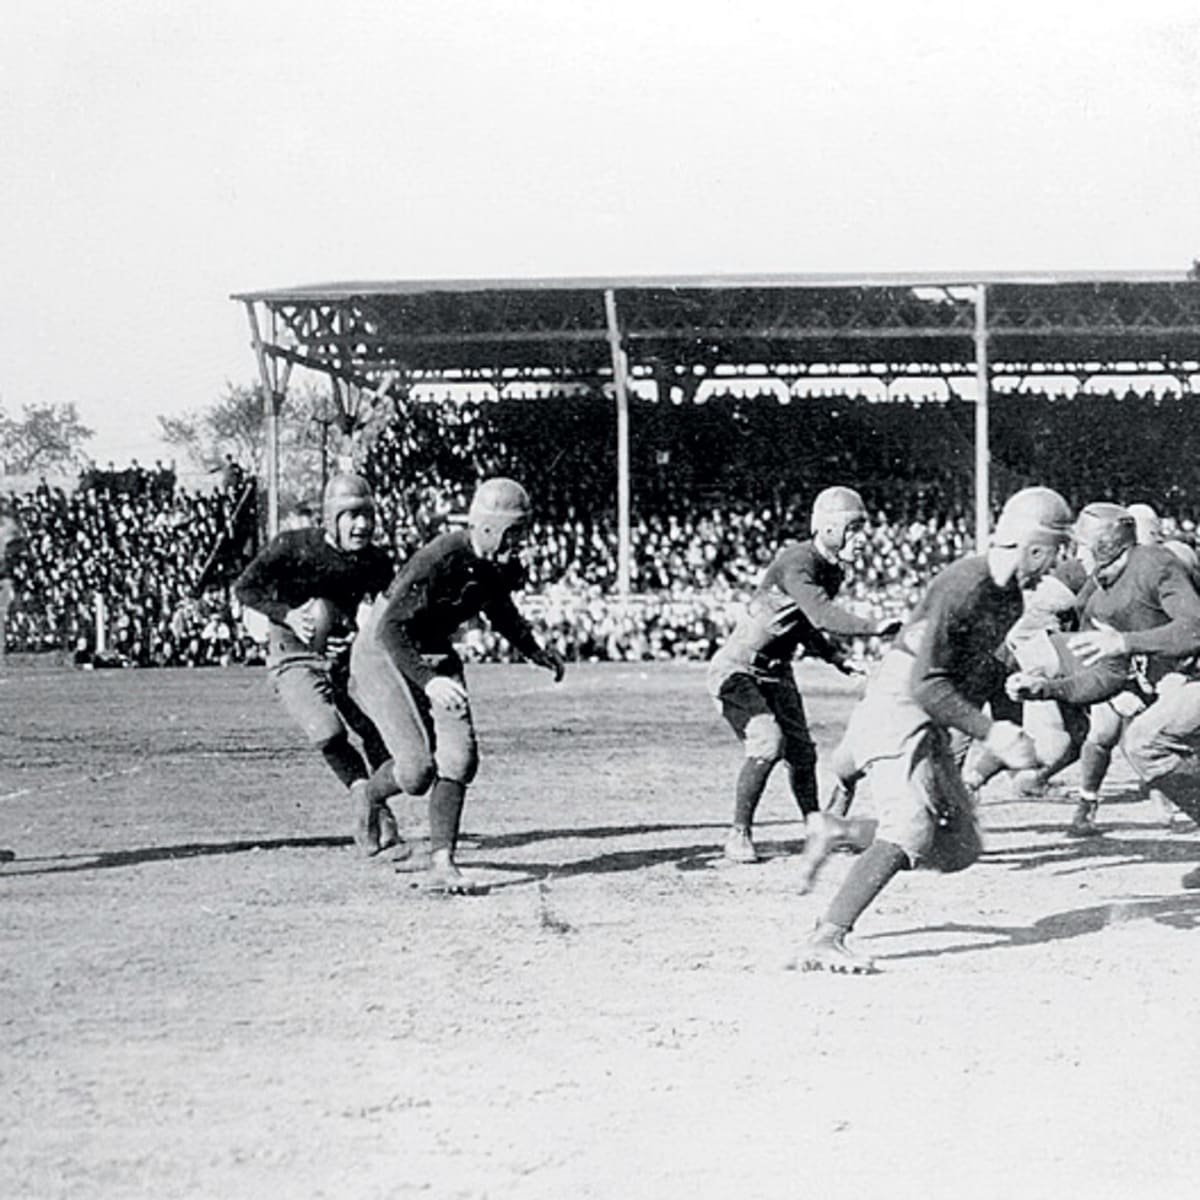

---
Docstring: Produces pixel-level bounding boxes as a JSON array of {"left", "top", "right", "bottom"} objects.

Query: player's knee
[
  {"left": 392, "top": 755, "right": 436, "bottom": 795},
  {"left": 436, "top": 745, "right": 479, "bottom": 786},
  {"left": 743, "top": 715, "right": 783, "bottom": 762},
  {"left": 1033, "top": 728, "right": 1074, "bottom": 773}
]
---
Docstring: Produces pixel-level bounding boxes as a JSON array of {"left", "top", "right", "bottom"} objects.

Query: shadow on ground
[{"left": 870, "top": 891, "right": 1200, "bottom": 964}]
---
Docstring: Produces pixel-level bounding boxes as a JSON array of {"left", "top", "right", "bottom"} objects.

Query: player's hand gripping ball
[{"left": 286, "top": 597, "right": 339, "bottom": 652}]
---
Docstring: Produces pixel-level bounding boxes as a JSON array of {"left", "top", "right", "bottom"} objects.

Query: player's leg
[
  {"left": 423, "top": 667, "right": 482, "bottom": 893},
  {"left": 271, "top": 659, "right": 383, "bottom": 854},
  {"left": 1121, "top": 680, "right": 1200, "bottom": 885},
  {"left": 1011, "top": 699, "right": 1085, "bottom": 797},
  {"left": 714, "top": 673, "right": 781, "bottom": 863},
  {"left": 1070, "top": 699, "right": 1127, "bottom": 836},
  {"left": 773, "top": 674, "right": 821, "bottom": 821},
  {"left": 824, "top": 737, "right": 861, "bottom": 816},
  {"left": 800, "top": 730, "right": 950, "bottom": 974},
  {"left": 333, "top": 677, "right": 401, "bottom": 850},
  {"left": 347, "top": 636, "right": 437, "bottom": 856}
]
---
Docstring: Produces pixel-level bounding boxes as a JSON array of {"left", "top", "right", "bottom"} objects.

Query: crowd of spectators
[
  {"left": 3, "top": 472, "right": 253, "bottom": 667},
  {"left": 3, "top": 385, "right": 1198, "bottom": 668}
]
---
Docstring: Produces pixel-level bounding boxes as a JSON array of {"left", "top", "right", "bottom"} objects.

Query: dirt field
[{"left": 3, "top": 659, "right": 1199, "bottom": 1200}]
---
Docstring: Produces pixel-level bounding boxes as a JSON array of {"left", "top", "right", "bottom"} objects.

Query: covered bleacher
[{"left": 232, "top": 271, "right": 1200, "bottom": 594}]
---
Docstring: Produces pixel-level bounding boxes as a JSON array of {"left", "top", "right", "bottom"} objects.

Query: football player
[
  {"left": 348, "top": 477, "right": 566, "bottom": 894},
  {"left": 707, "top": 486, "right": 900, "bottom": 864},
  {"left": 795, "top": 486, "right": 1073, "bottom": 974},
  {"left": 1057, "top": 502, "right": 1200, "bottom": 854},
  {"left": 235, "top": 473, "right": 395, "bottom": 854},
  {"left": 956, "top": 557, "right": 1097, "bottom": 799}
]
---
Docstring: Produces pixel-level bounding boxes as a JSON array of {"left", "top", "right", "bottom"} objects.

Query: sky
[{"left": 2, "top": 0, "right": 1199, "bottom": 467}]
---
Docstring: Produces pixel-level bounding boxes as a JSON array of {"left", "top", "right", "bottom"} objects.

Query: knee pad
[
  {"left": 743, "top": 714, "right": 784, "bottom": 762},
  {"left": 435, "top": 744, "right": 479, "bottom": 786}
]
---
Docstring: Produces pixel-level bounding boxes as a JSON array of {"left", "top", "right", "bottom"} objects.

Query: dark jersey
[
  {"left": 234, "top": 527, "right": 393, "bottom": 655},
  {"left": 372, "top": 529, "right": 542, "bottom": 688},
  {"left": 712, "top": 539, "right": 875, "bottom": 680},
  {"left": 1077, "top": 544, "right": 1200, "bottom": 676},
  {"left": 898, "top": 555, "right": 1025, "bottom": 741}
]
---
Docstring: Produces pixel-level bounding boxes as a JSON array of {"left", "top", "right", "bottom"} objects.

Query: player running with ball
[
  {"left": 796, "top": 486, "right": 1074, "bottom": 974},
  {"left": 235, "top": 473, "right": 395, "bottom": 855}
]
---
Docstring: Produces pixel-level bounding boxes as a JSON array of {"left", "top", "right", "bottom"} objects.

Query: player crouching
[
  {"left": 794, "top": 487, "right": 1073, "bottom": 974},
  {"left": 348, "top": 478, "right": 565, "bottom": 895}
]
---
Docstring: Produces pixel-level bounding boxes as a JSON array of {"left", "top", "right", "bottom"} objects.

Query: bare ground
[{"left": 2, "top": 660, "right": 1199, "bottom": 1200}]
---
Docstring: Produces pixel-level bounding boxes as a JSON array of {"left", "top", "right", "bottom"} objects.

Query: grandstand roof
[{"left": 233, "top": 270, "right": 1200, "bottom": 385}]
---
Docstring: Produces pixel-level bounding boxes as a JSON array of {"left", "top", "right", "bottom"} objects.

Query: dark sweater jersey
[
  {"left": 897, "top": 555, "right": 1025, "bottom": 741},
  {"left": 234, "top": 528, "right": 393, "bottom": 652},
  {"left": 715, "top": 539, "right": 876, "bottom": 678},
  {"left": 371, "top": 529, "right": 542, "bottom": 688},
  {"left": 1078, "top": 543, "right": 1200, "bottom": 673}
]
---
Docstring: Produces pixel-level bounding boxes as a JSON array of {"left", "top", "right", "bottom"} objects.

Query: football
[{"left": 301, "top": 596, "right": 339, "bottom": 653}]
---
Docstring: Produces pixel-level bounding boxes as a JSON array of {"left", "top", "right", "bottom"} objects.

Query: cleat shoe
[
  {"left": 723, "top": 827, "right": 760, "bottom": 864},
  {"left": 799, "top": 923, "right": 877, "bottom": 975},
  {"left": 1067, "top": 798, "right": 1100, "bottom": 838},
  {"left": 414, "top": 863, "right": 487, "bottom": 895},
  {"left": 1181, "top": 865, "right": 1200, "bottom": 890}
]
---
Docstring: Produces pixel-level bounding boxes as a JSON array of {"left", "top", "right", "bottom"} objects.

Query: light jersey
[{"left": 712, "top": 538, "right": 876, "bottom": 682}]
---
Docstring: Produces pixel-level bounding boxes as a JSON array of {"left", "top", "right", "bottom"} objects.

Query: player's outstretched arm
[{"left": 484, "top": 595, "right": 565, "bottom": 681}]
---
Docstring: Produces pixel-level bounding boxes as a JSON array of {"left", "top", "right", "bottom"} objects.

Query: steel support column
[
  {"left": 603, "top": 289, "right": 632, "bottom": 596},
  {"left": 243, "top": 301, "right": 291, "bottom": 537},
  {"left": 974, "top": 285, "right": 990, "bottom": 550}
]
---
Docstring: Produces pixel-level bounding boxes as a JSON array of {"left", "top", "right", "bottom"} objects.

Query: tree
[
  {"left": 157, "top": 383, "right": 266, "bottom": 475},
  {"left": 158, "top": 382, "right": 351, "bottom": 514},
  {"left": 0, "top": 401, "right": 94, "bottom": 474}
]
